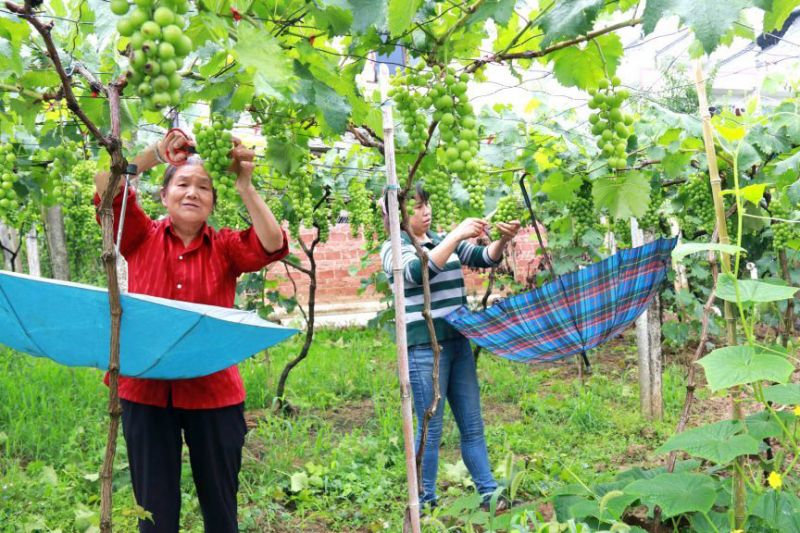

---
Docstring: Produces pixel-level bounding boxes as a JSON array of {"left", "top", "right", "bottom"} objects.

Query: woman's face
[
  {"left": 160, "top": 165, "right": 215, "bottom": 227},
  {"left": 408, "top": 194, "right": 432, "bottom": 236}
]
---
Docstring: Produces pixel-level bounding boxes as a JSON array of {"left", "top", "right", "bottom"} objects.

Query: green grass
[{"left": 0, "top": 328, "right": 693, "bottom": 532}]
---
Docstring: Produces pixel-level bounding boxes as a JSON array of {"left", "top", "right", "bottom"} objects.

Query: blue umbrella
[
  {"left": 445, "top": 176, "right": 676, "bottom": 371},
  {"left": 0, "top": 270, "right": 298, "bottom": 379}
]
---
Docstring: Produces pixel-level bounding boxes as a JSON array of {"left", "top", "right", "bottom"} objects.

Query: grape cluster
[
  {"left": 588, "top": 76, "right": 634, "bottom": 171},
  {"left": 639, "top": 184, "right": 664, "bottom": 233},
  {"left": 347, "top": 179, "right": 371, "bottom": 237},
  {"left": 422, "top": 169, "right": 458, "bottom": 228},
  {"left": 287, "top": 165, "right": 314, "bottom": 239},
  {"left": 489, "top": 194, "right": 527, "bottom": 239},
  {"left": 0, "top": 145, "right": 19, "bottom": 219},
  {"left": 771, "top": 200, "right": 799, "bottom": 251},
  {"left": 677, "top": 175, "right": 716, "bottom": 237},
  {"left": 566, "top": 181, "right": 599, "bottom": 239},
  {"left": 34, "top": 141, "right": 83, "bottom": 206},
  {"left": 390, "top": 66, "right": 484, "bottom": 211},
  {"left": 193, "top": 114, "right": 236, "bottom": 203},
  {"left": 113, "top": 0, "right": 192, "bottom": 112}
]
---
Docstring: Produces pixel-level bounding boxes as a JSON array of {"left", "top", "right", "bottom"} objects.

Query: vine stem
[{"left": 6, "top": 4, "right": 129, "bottom": 531}]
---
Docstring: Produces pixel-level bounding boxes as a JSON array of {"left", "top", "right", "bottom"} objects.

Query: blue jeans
[{"left": 408, "top": 336, "right": 497, "bottom": 504}]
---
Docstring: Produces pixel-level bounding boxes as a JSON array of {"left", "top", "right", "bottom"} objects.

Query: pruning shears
[{"left": 164, "top": 127, "right": 197, "bottom": 166}]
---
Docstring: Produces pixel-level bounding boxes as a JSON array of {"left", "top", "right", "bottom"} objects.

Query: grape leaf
[
  {"left": 653, "top": 0, "right": 753, "bottom": 54},
  {"left": 642, "top": 0, "right": 672, "bottom": 34},
  {"left": 763, "top": 0, "right": 800, "bottom": 31},
  {"left": 539, "top": 0, "right": 604, "bottom": 47},
  {"left": 388, "top": 0, "right": 422, "bottom": 37},
  {"left": 468, "top": 0, "right": 517, "bottom": 26},
  {"left": 348, "top": 0, "right": 387, "bottom": 33},
  {"left": 234, "top": 25, "right": 294, "bottom": 96},
  {"left": 550, "top": 33, "right": 623, "bottom": 90},
  {"left": 592, "top": 171, "right": 650, "bottom": 219}
]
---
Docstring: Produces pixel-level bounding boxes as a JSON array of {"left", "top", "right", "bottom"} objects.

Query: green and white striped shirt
[{"left": 380, "top": 231, "right": 500, "bottom": 346}]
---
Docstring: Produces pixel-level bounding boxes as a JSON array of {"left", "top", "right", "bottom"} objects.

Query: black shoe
[{"left": 480, "top": 495, "right": 511, "bottom": 513}]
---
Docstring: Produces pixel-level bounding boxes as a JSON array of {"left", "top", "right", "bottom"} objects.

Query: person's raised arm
[{"left": 231, "top": 141, "right": 284, "bottom": 253}]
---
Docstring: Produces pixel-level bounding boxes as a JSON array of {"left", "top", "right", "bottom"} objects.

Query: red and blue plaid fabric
[{"left": 445, "top": 237, "right": 677, "bottom": 363}]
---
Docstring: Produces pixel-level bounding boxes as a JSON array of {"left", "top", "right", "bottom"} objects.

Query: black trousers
[{"left": 121, "top": 399, "right": 247, "bottom": 533}]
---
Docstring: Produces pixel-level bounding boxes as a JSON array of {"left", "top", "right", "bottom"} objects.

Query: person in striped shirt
[{"left": 380, "top": 184, "right": 520, "bottom": 511}]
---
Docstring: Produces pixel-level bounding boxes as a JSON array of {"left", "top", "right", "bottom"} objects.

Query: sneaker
[{"left": 479, "top": 494, "right": 511, "bottom": 513}]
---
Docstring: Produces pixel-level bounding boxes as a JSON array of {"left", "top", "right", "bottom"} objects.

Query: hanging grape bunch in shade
[
  {"left": 34, "top": 141, "right": 83, "bottom": 206},
  {"left": 771, "top": 199, "right": 799, "bottom": 251},
  {"left": 0, "top": 145, "right": 19, "bottom": 218},
  {"left": 588, "top": 76, "right": 634, "bottom": 171},
  {"left": 567, "top": 180, "right": 600, "bottom": 239},
  {"left": 112, "top": 0, "right": 193, "bottom": 112},
  {"left": 676, "top": 174, "right": 717, "bottom": 237},
  {"left": 193, "top": 114, "right": 237, "bottom": 203}
]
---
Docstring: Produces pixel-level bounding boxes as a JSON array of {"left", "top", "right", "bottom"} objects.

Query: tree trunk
[
  {"left": 26, "top": 228, "right": 40, "bottom": 277},
  {"left": 44, "top": 205, "right": 69, "bottom": 280}
]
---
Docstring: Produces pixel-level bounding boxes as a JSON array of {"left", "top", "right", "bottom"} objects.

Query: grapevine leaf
[
  {"left": 740, "top": 183, "right": 767, "bottom": 205},
  {"left": 348, "top": 0, "right": 387, "bottom": 33},
  {"left": 388, "top": 0, "right": 422, "bottom": 37},
  {"left": 768, "top": 147, "right": 800, "bottom": 180},
  {"left": 643, "top": 0, "right": 753, "bottom": 54},
  {"left": 185, "top": 12, "right": 229, "bottom": 47},
  {"left": 467, "top": 0, "right": 517, "bottom": 26},
  {"left": 642, "top": 0, "right": 672, "bottom": 34},
  {"left": 234, "top": 25, "right": 294, "bottom": 96},
  {"left": 541, "top": 171, "right": 583, "bottom": 203},
  {"left": 763, "top": 0, "right": 800, "bottom": 31},
  {"left": 539, "top": 0, "right": 604, "bottom": 47},
  {"left": 550, "top": 34, "right": 623, "bottom": 90},
  {"left": 311, "top": 3, "right": 353, "bottom": 35},
  {"left": 661, "top": 151, "right": 692, "bottom": 179},
  {"left": 592, "top": 171, "right": 650, "bottom": 219},
  {"left": 0, "top": 14, "right": 30, "bottom": 46}
]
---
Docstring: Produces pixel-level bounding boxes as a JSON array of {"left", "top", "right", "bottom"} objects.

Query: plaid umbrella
[{"left": 445, "top": 176, "right": 677, "bottom": 370}]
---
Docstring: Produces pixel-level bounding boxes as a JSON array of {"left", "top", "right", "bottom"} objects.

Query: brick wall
[{"left": 268, "top": 224, "right": 545, "bottom": 306}]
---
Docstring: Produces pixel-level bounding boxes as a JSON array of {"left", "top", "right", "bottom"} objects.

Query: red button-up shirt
[{"left": 94, "top": 187, "right": 289, "bottom": 409}]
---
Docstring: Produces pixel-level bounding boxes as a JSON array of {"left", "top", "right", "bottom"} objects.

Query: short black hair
[
  {"left": 413, "top": 181, "right": 429, "bottom": 204},
  {"left": 162, "top": 164, "right": 218, "bottom": 207}
]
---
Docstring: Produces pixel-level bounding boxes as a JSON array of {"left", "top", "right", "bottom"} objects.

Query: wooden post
[
  {"left": 25, "top": 228, "right": 40, "bottom": 277},
  {"left": 631, "top": 218, "right": 655, "bottom": 418},
  {"left": 379, "top": 64, "right": 421, "bottom": 533},
  {"left": 44, "top": 205, "right": 69, "bottom": 280}
]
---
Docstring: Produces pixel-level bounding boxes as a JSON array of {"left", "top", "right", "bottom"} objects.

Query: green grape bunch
[
  {"left": 0, "top": 144, "right": 19, "bottom": 220},
  {"left": 193, "top": 114, "right": 237, "bottom": 203},
  {"left": 347, "top": 179, "right": 371, "bottom": 238},
  {"left": 566, "top": 180, "right": 599, "bottom": 239},
  {"left": 113, "top": 0, "right": 193, "bottom": 112},
  {"left": 771, "top": 198, "right": 799, "bottom": 251},
  {"left": 422, "top": 169, "right": 459, "bottom": 229},
  {"left": 390, "top": 66, "right": 484, "bottom": 211},
  {"left": 676, "top": 175, "right": 716, "bottom": 237},
  {"left": 489, "top": 194, "right": 527, "bottom": 240},
  {"left": 587, "top": 75, "right": 634, "bottom": 171},
  {"left": 286, "top": 164, "right": 314, "bottom": 240},
  {"left": 639, "top": 184, "right": 664, "bottom": 233},
  {"left": 33, "top": 141, "right": 83, "bottom": 207}
]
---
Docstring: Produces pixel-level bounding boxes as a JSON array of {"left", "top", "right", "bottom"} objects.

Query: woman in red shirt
[{"left": 93, "top": 130, "right": 288, "bottom": 533}]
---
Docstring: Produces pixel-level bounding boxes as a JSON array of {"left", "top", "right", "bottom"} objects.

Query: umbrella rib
[
  {"left": 0, "top": 280, "right": 49, "bottom": 357},
  {"left": 128, "top": 313, "right": 205, "bottom": 378}
]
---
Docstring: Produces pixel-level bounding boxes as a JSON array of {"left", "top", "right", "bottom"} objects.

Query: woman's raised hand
[{"left": 453, "top": 218, "right": 489, "bottom": 241}]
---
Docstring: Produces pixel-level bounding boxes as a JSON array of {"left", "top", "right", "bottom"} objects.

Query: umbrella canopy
[
  {"left": 445, "top": 237, "right": 677, "bottom": 364},
  {"left": 0, "top": 270, "right": 297, "bottom": 379}
]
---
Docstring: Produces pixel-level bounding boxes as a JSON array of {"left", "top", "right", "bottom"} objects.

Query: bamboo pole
[
  {"left": 379, "top": 64, "right": 421, "bottom": 533},
  {"left": 694, "top": 60, "right": 744, "bottom": 529}
]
